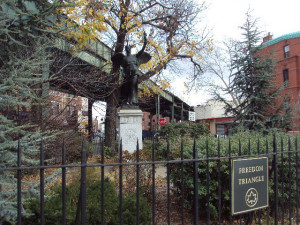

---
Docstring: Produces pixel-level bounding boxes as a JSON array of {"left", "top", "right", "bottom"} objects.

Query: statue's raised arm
[
  {"left": 111, "top": 32, "right": 151, "bottom": 106},
  {"left": 137, "top": 32, "right": 147, "bottom": 57},
  {"left": 136, "top": 32, "right": 151, "bottom": 66}
]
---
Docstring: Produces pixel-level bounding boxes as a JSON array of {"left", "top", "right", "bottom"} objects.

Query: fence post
[
  {"left": 266, "top": 138, "right": 270, "bottom": 225},
  {"left": 101, "top": 137, "right": 105, "bottom": 225},
  {"left": 62, "top": 140, "right": 66, "bottom": 225},
  {"left": 295, "top": 137, "right": 299, "bottom": 225},
  {"left": 238, "top": 139, "right": 242, "bottom": 225},
  {"left": 206, "top": 137, "right": 210, "bottom": 225},
  {"left": 247, "top": 136, "right": 254, "bottom": 225},
  {"left": 280, "top": 137, "right": 284, "bottom": 225},
  {"left": 247, "top": 137, "right": 253, "bottom": 225},
  {"left": 136, "top": 139, "right": 140, "bottom": 225},
  {"left": 167, "top": 139, "right": 171, "bottom": 225},
  {"left": 40, "top": 139, "right": 45, "bottom": 225},
  {"left": 257, "top": 138, "right": 262, "bottom": 225},
  {"left": 17, "top": 140, "right": 22, "bottom": 225},
  {"left": 152, "top": 138, "right": 156, "bottom": 225},
  {"left": 228, "top": 138, "right": 232, "bottom": 225},
  {"left": 273, "top": 135, "right": 279, "bottom": 225},
  {"left": 288, "top": 138, "right": 292, "bottom": 224},
  {"left": 193, "top": 139, "right": 199, "bottom": 225},
  {"left": 180, "top": 139, "right": 185, "bottom": 225},
  {"left": 119, "top": 140, "right": 123, "bottom": 225},
  {"left": 81, "top": 139, "right": 87, "bottom": 225},
  {"left": 217, "top": 138, "right": 222, "bottom": 225}
]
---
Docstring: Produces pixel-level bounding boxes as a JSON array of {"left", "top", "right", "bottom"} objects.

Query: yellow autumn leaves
[
  {"left": 56, "top": 0, "right": 214, "bottom": 96},
  {"left": 138, "top": 79, "right": 170, "bottom": 98}
]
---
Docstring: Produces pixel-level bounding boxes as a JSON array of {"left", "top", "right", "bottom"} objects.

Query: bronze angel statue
[{"left": 112, "top": 32, "right": 151, "bottom": 106}]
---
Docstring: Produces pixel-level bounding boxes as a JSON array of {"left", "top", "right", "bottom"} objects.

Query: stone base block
[{"left": 118, "top": 108, "right": 143, "bottom": 153}]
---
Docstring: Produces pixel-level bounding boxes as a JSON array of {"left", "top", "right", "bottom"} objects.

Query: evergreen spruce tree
[
  {"left": 0, "top": 1, "right": 68, "bottom": 223},
  {"left": 221, "top": 11, "right": 291, "bottom": 132}
]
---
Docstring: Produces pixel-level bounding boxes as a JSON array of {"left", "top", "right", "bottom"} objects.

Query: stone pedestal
[{"left": 118, "top": 108, "right": 143, "bottom": 153}]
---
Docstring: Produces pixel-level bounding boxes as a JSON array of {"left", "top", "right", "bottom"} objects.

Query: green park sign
[{"left": 231, "top": 157, "right": 269, "bottom": 215}]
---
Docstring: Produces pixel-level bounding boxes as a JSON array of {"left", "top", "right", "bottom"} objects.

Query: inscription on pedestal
[
  {"left": 120, "top": 116, "right": 142, "bottom": 124},
  {"left": 118, "top": 109, "right": 143, "bottom": 153}
]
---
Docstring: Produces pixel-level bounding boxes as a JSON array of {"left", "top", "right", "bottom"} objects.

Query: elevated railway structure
[{"left": 52, "top": 37, "right": 192, "bottom": 122}]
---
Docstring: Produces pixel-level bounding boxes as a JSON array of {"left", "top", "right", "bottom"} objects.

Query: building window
[
  {"left": 216, "top": 124, "right": 225, "bottom": 136},
  {"left": 283, "top": 69, "right": 289, "bottom": 87},
  {"left": 284, "top": 45, "right": 290, "bottom": 58}
]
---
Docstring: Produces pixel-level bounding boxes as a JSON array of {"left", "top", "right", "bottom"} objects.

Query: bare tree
[{"left": 199, "top": 40, "right": 242, "bottom": 107}]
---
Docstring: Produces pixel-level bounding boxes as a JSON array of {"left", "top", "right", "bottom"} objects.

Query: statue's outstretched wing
[
  {"left": 111, "top": 53, "right": 125, "bottom": 66},
  {"left": 137, "top": 52, "right": 151, "bottom": 66}
]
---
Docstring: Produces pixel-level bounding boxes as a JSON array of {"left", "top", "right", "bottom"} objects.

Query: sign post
[{"left": 231, "top": 157, "right": 268, "bottom": 215}]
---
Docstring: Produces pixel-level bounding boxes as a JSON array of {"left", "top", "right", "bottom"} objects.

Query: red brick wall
[
  {"left": 261, "top": 37, "right": 300, "bottom": 131},
  {"left": 49, "top": 90, "right": 82, "bottom": 127},
  {"left": 142, "top": 112, "right": 151, "bottom": 130}
]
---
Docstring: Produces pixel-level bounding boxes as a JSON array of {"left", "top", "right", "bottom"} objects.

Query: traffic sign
[{"left": 158, "top": 118, "right": 167, "bottom": 126}]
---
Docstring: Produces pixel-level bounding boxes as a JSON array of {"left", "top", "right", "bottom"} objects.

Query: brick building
[
  {"left": 49, "top": 90, "right": 88, "bottom": 133},
  {"left": 261, "top": 32, "right": 300, "bottom": 132}
]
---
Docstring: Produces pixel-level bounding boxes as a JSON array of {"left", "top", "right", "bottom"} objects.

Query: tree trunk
[
  {"left": 104, "top": 29, "right": 126, "bottom": 150},
  {"left": 104, "top": 89, "right": 119, "bottom": 151},
  {"left": 87, "top": 99, "right": 94, "bottom": 142}
]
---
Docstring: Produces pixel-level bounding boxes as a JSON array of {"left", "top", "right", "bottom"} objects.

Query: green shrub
[
  {"left": 159, "top": 122, "right": 209, "bottom": 139},
  {"left": 143, "top": 122, "right": 209, "bottom": 161},
  {"left": 165, "top": 131, "right": 299, "bottom": 220},
  {"left": 64, "top": 135, "right": 94, "bottom": 163},
  {"left": 23, "top": 172, "right": 151, "bottom": 225},
  {"left": 142, "top": 139, "right": 167, "bottom": 161},
  {"left": 104, "top": 146, "right": 118, "bottom": 159}
]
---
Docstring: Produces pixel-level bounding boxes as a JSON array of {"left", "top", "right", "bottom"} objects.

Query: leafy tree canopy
[
  {"left": 62, "top": 0, "right": 212, "bottom": 80},
  {"left": 216, "top": 11, "right": 291, "bottom": 132}
]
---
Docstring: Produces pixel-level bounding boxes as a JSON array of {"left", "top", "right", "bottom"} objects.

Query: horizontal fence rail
[{"left": 0, "top": 135, "right": 299, "bottom": 225}]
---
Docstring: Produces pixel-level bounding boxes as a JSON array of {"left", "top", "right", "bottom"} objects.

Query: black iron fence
[{"left": 1, "top": 135, "right": 299, "bottom": 225}]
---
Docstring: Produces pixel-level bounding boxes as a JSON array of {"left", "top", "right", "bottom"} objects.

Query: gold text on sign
[
  {"left": 239, "top": 176, "right": 264, "bottom": 185},
  {"left": 239, "top": 166, "right": 263, "bottom": 174}
]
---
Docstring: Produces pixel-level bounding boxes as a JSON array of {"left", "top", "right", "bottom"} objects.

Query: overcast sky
[
  {"left": 95, "top": 0, "right": 300, "bottom": 116},
  {"left": 204, "top": 0, "right": 300, "bottom": 41},
  {"left": 172, "top": 0, "right": 300, "bottom": 106}
]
